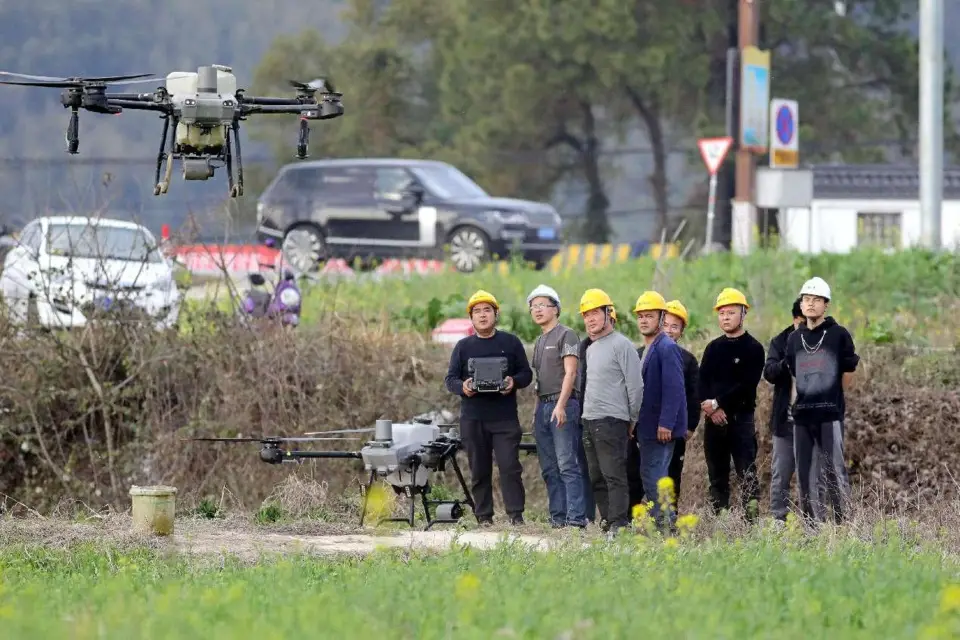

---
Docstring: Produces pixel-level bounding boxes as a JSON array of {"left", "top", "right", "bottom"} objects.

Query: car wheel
[
  {"left": 448, "top": 227, "right": 490, "bottom": 273},
  {"left": 281, "top": 225, "right": 325, "bottom": 276}
]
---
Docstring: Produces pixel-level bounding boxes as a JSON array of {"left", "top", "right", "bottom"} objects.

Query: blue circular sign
[{"left": 776, "top": 105, "right": 794, "bottom": 145}]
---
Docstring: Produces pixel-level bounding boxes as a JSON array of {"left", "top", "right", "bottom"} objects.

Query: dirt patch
[{"left": 0, "top": 514, "right": 573, "bottom": 561}]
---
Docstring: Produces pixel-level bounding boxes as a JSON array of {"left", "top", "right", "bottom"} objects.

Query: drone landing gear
[
  {"left": 153, "top": 115, "right": 176, "bottom": 195},
  {"left": 358, "top": 455, "right": 477, "bottom": 531},
  {"left": 226, "top": 118, "right": 244, "bottom": 198}
]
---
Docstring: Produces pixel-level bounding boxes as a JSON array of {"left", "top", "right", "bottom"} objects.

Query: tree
[{"left": 247, "top": 2, "right": 433, "bottom": 163}]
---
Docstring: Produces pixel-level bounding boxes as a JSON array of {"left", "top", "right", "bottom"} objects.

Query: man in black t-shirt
[
  {"left": 698, "top": 287, "right": 766, "bottom": 521},
  {"left": 785, "top": 277, "right": 859, "bottom": 525},
  {"left": 444, "top": 289, "right": 533, "bottom": 526}
]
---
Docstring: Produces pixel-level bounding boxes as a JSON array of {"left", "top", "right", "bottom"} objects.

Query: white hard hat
[
  {"left": 527, "top": 284, "right": 561, "bottom": 309},
  {"left": 799, "top": 277, "right": 831, "bottom": 301}
]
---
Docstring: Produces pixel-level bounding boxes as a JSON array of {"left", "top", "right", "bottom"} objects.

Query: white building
[{"left": 778, "top": 165, "right": 960, "bottom": 253}]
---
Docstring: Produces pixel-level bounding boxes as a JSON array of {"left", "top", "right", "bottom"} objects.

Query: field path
[
  {"left": 174, "top": 528, "right": 559, "bottom": 559},
  {"left": 0, "top": 516, "right": 576, "bottom": 560}
]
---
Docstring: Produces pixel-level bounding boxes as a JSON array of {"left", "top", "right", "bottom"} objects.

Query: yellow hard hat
[
  {"left": 579, "top": 288, "right": 614, "bottom": 315},
  {"left": 610, "top": 308, "right": 618, "bottom": 322},
  {"left": 633, "top": 290, "right": 668, "bottom": 314},
  {"left": 467, "top": 289, "right": 499, "bottom": 315},
  {"left": 714, "top": 287, "right": 750, "bottom": 311},
  {"left": 665, "top": 300, "right": 689, "bottom": 326}
]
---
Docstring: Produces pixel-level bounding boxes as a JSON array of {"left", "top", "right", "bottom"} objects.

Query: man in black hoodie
[
  {"left": 763, "top": 298, "right": 805, "bottom": 521},
  {"left": 785, "top": 277, "right": 860, "bottom": 525}
]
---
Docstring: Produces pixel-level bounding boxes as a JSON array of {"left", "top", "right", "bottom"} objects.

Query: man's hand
[
  {"left": 701, "top": 399, "right": 717, "bottom": 416},
  {"left": 710, "top": 408, "right": 728, "bottom": 425},
  {"left": 500, "top": 376, "right": 515, "bottom": 395},
  {"left": 629, "top": 424, "right": 636, "bottom": 439},
  {"left": 550, "top": 403, "right": 567, "bottom": 427},
  {"left": 462, "top": 378, "right": 477, "bottom": 397},
  {"left": 657, "top": 426, "right": 672, "bottom": 442}
]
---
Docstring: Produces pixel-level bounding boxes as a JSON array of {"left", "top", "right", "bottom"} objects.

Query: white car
[{"left": 0, "top": 215, "right": 182, "bottom": 330}]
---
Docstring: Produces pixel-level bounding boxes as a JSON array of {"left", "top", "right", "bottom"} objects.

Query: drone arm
[
  {"left": 260, "top": 447, "right": 362, "bottom": 465},
  {"left": 239, "top": 96, "right": 308, "bottom": 106},
  {"left": 105, "top": 99, "right": 169, "bottom": 113}
]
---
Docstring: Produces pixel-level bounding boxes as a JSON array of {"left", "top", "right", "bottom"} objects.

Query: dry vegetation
[{"left": 0, "top": 301, "right": 957, "bottom": 527}]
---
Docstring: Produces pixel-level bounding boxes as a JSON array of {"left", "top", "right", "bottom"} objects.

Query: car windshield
[
  {"left": 46, "top": 223, "right": 162, "bottom": 263},
  {"left": 412, "top": 165, "right": 489, "bottom": 200}
]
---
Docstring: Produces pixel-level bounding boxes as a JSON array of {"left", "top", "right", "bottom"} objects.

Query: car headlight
[
  {"left": 279, "top": 288, "right": 301, "bottom": 307},
  {"left": 484, "top": 210, "right": 528, "bottom": 225}
]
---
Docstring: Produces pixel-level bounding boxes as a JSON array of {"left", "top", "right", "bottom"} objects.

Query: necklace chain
[{"left": 801, "top": 329, "right": 827, "bottom": 354}]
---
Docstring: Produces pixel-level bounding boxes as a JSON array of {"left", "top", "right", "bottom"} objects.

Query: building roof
[{"left": 811, "top": 164, "right": 960, "bottom": 200}]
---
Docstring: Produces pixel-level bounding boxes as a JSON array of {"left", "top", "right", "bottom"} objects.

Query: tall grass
[{"left": 297, "top": 248, "right": 960, "bottom": 344}]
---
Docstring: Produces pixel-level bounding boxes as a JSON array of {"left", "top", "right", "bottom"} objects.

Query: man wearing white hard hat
[
  {"left": 527, "top": 284, "right": 590, "bottom": 528},
  {"left": 785, "top": 276, "right": 860, "bottom": 525}
]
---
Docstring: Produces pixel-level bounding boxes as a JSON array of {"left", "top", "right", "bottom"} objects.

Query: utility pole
[
  {"left": 919, "top": 0, "right": 943, "bottom": 250},
  {"left": 731, "top": 0, "right": 761, "bottom": 256}
]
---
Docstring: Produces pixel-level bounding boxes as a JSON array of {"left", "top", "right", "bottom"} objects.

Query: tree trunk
[
  {"left": 579, "top": 100, "right": 611, "bottom": 243},
  {"left": 625, "top": 87, "right": 670, "bottom": 237}
]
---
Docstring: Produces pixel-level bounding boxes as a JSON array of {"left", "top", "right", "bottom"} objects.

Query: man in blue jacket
[{"left": 632, "top": 291, "right": 687, "bottom": 529}]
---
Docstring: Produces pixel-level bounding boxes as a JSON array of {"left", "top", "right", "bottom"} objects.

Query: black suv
[{"left": 255, "top": 158, "right": 564, "bottom": 273}]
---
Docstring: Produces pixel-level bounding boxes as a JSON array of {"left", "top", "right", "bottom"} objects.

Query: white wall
[{"left": 780, "top": 199, "right": 960, "bottom": 253}]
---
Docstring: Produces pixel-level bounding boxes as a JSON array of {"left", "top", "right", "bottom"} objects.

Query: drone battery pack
[{"left": 468, "top": 357, "right": 508, "bottom": 393}]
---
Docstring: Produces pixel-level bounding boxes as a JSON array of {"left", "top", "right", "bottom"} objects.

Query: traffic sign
[
  {"left": 769, "top": 98, "right": 799, "bottom": 168},
  {"left": 698, "top": 137, "right": 734, "bottom": 176}
]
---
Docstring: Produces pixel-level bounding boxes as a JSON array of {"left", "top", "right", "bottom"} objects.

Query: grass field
[
  {"left": 293, "top": 248, "right": 960, "bottom": 344},
  {"left": 1, "top": 525, "right": 959, "bottom": 639}
]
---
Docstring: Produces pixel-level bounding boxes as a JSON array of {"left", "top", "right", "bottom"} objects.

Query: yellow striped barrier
[{"left": 484, "top": 242, "right": 680, "bottom": 275}]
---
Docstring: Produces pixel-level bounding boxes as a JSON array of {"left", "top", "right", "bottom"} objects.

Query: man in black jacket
[
  {"left": 444, "top": 289, "right": 533, "bottom": 526},
  {"left": 785, "top": 277, "right": 859, "bottom": 525},
  {"left": 699, "top": 288, "right": 766, "bottom": 521},
  {"left": 763, "top": 298, "right": 805, "bottom": 521}
]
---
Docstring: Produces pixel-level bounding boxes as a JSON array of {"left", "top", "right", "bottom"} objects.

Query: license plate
[{"left": 537, "top": 227, "right": 556, "bottom": 240}]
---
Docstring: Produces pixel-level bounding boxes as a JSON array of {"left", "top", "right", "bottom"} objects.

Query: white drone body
[
  {"left": 360, "top": 420, "right": 443, "bottom": 489},
  {"left": 163, "top": 64, "right": 237, "bottom": 153}
]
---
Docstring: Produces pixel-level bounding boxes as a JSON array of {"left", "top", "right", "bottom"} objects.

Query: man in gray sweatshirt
[{"left": 576, "top": 288, "right": 644, "bottom": 534}]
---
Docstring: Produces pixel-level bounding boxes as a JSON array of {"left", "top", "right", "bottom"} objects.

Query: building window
[{"left": 856, "top": 212, "right": 902, "bottom": 249}]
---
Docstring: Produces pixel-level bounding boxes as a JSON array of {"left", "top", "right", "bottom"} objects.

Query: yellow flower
[
  {"left": 455, "top": 572, "right": 481, "bottom": 600},
  {"left": 664, "top": 537, "right": 679, "bottom": 549},
  {"left": 940, "top": 584, "right": 960, "bottom": 613},
  {"left": 676, "top": 514, "right": 699, "bottom": 535},
  {"left": 632, "top": 503, "right": 649, "bottom": 520},
  {"left": 657, "top": 476, "right": 676, "bottom": 507}
]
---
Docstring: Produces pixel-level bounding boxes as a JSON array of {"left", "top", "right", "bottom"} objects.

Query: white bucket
[{"left": 129, "top": 485, "right": 178, "bottom": 536}]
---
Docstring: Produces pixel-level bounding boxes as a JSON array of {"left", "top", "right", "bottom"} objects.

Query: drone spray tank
[{"left": 165, "top": 64, "right": 237, "bottom": 180}]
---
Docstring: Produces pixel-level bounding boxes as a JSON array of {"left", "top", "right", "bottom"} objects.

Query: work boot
[
  {"left": 510, "top": 515, "right": 525, "bottom": 526},
  {"left": 477, "top": 517, "right": 493, "bottom": 528}
]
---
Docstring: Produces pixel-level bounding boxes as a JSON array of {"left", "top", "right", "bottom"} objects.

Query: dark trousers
[
  {"left": 631, "top": 437, "right": 689, "bottom": 511},
  {"left": 703, "top": 411, "right": 760, "bottom": 519},
  {"left": 581, "top": 417, "right": 631, "bottom": 529},
  {"left": 627, "top": 436, "right": 644, "bottom": 511},
  {"left": 667, "top": 437, "right": 687, "bottom": 503},
  {"left": 460, "top": 418, "right": 525, "bottom": 520},
  {"left": 795, "top": 420, "right": 849, "bottom": 524}
]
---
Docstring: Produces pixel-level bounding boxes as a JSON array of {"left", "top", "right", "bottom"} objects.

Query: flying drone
[
  {"left": 0, "top": 64, "right": 344, "bottom": 198},
  {"left": 193, "top": 417, "right": 538, "bottom": 530}
]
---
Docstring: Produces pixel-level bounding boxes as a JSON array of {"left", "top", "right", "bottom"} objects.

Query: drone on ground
[
  {"left": 193, "top": 416, "right": 538, "bottom": 530},
  {"left": 0, "top": 64, "right": 344, "bottom": 198}
]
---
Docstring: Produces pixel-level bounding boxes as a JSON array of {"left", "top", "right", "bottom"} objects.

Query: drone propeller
[
  {"left": 0, "top": 71, "right": 160, "bottom": 88},
  {"left": 289, "top": 77, "right": 338, "bottom": 95},
  {"left": 303, "top": 428, "right": 376, "bottom": 436},
  {"left": 191, "top": 436, "right": 362, "bottom": 443}
]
